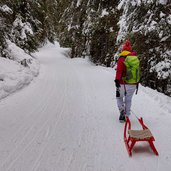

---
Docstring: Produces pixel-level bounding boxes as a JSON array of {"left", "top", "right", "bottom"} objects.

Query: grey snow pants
[{"left": 116, "top": 84, "right": 136, "bottom": 116}]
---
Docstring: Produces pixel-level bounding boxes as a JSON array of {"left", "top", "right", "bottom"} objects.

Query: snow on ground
[
  {"left": 0, "top": 40, "right": 39, "bottom": 100},
  {"left": 0, "top": 42, "right": 171, "bottom": 171}
]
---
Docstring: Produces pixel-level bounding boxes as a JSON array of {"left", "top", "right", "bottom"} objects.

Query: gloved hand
[
  {"left": 116, "top": 88, "right": 120, "bottom": 97},
  {"left": 115, "top": 79, "right": 120, "bottom": 88}
]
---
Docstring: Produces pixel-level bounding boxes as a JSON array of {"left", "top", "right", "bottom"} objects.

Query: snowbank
[{"left": 0, "top": 40, "right": 39, "bottom": 100}]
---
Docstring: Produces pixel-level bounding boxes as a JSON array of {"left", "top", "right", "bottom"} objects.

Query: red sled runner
[{"left": 124, "top": 116, "right": 159, "bottom": 156}]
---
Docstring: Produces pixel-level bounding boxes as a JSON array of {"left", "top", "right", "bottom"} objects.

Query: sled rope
[{"left": 130, "top": 109, "right": 139, "bottom": 119}]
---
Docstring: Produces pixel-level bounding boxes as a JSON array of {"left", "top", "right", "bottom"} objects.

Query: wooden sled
[{"left": 124, "top": 116, "right": 159, "bottom": 156}]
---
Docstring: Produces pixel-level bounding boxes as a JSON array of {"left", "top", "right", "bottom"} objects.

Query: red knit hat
[{"left": 122, "top": 40, "right": 132, "bottom": 52}]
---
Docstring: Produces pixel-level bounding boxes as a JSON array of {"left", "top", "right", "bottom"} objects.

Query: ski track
[{"left": 0, "top": 44, "right": 170, "bottom": 171}]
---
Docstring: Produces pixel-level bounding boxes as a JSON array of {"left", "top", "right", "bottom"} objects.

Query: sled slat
[{"left": 128, "top": 129, "right": 153, "bottom": 140}]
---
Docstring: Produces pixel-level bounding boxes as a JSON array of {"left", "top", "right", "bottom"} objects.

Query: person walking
[{"left": 115, "top": 40, "right": 140, "bottom": 122}]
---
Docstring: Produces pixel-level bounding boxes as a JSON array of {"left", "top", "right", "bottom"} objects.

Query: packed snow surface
[{"left": 0, "top": 42, "right": 171, "bottom": 171}]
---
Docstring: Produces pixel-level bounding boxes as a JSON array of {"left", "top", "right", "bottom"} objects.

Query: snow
[
  {"left": 13, "top": 16, "right": 33, "bottom": 39},
  {"left": 150, "top": 59, "right": 171, "bottom": 79},
  {"left": 120, "top": 0, "right": 168, "bottom": 6},
  {"left": 160, "top": 12, "right": 166, "bottom": 18},
  {"left": 6, "top": 40, "right": 33, "bottom": 62},
  {"left": 167, "top": 15, "right": 171, "bottom": 25},
  {"left": 160, "top": 35, "right": 170, "bottom": 42},
  {"left": 101, "top": 9, "right": 109, "bottom": 17},
  {"left": 116, "top": 0, "right": 170, "bottom": 43},
  {"left": 159, "top": 0, "right": 168, "bottom": 5},
  {"left": 117, "top": 0, "right": 126, "bottom": 10},
  {"left": 0, "top": 40, "right": 39, "bottom": 100},
  {"left": 0, "top": 42, "right": 171, "bottom": 170},
  {"left": 76, "top": 0, "right": 82, "bottom": 7},
  {"left": 148, "top": 20, "right": 157, "bottom": 32},
  {"left": 0, "top": 5, "right": 13, "bottom": 14}
]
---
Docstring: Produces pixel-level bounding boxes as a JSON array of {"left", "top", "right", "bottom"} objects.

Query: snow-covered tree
[
  {"left": 117, "top": 0, "right": 171, "bottom": 96},
  {"left": 58, "top": 0, "right": 120, "bottom": 65},
  {"left": 0, "top": 4, "right": 13, "bottom": 58}
]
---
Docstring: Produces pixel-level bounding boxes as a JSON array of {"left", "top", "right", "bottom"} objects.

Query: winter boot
[{"left": 119, "top": 110, "right": 126, "bottom": 123}]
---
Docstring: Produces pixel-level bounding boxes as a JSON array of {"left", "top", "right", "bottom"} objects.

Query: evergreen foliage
[
  {"left": 58, "top": 0, "right": 120, "bottom": 65},
  {"left": 0, "top": 0, "right": 59, "bottom": 56}
]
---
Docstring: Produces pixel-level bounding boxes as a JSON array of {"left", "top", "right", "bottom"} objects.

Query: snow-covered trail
[{"left": 0, "top": 43, "right": 171, "bottom": 171}]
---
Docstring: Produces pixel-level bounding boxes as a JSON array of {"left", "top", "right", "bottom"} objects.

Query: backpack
[{"left": 122, "top": 55, "right": 140, "bottom": 84}]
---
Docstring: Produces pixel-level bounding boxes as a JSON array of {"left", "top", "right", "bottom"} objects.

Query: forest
[{"left": 0, "top": 0, "right": 171, "bottom": 96}]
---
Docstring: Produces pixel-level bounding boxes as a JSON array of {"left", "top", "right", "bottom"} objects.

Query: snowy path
[{"left": 0, "top": 43, "right": 171, "bottom": 171}]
